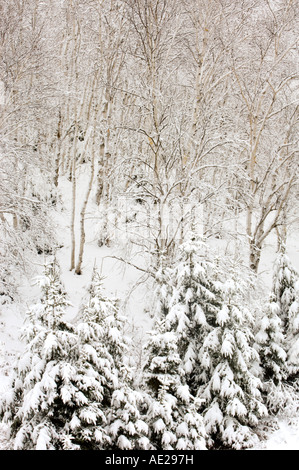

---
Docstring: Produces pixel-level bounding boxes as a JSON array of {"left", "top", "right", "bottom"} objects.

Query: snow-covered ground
[
  {"left": 258, "top": 419, "right": 299, "bottom": 450},
  {"left": 0, "top": 173, "right": 298, "bottom": 450}
]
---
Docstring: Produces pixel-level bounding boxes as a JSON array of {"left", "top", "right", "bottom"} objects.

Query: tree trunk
[
  {"left": 54, "top": 110, "right": 62, "bottom": 188},
  {"left": 75, "top": 126, "right": 97, "bottom": 275},
  {"left": 70, "top": 156, "right": 77, "bottom": 271},
  {"left": 249, "top": 240, "right": 261, "bottom": 274}
]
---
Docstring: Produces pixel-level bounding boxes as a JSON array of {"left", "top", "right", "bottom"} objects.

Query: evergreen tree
[
  {"left": 270, "top": 247, "right": 299, "bottom": 387},
  {"left": 143, "top": 319, "right": 207, "bottom": 450},
  {"left": 163, "top": 237, "right": 223, "bottom": 395},
  {"left": 76, "top": 268, "right": 123, "bottom": 407},
  {"left": 272, "top": 246, "right": 298, "bottom": 333},
  {"left": 78, "top": 268, "right": 151, "bottom": 450},
  {"left": 71, "top": 271, "right": 123, "bottom": 449},
  {"left": 75, "top": 268, "right": 126, "bottom": 449},
  {"left": 0, "top": 261, "right": 131, "bottom": 449},
  {"left": 286, "top": 282, "right": 299, "bottom": 383},
  {"left": 107, "top": 369, "right": 151, "bottom": 450},
  {"left": 256, "top": 293, "right": 287, "bottom": 386},
  {"left": 197, "top": 279, "right": 268, "bottom": 449},
  {"left": 0, "top": 260, "right": 84, "bottom": 449},
  {"left": 255, "top": 293, "right": 291, "bottom": 416}
]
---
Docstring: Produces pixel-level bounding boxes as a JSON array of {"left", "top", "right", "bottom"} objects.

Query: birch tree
[
  {"left": 0, "top": 0, "right": 58, "bottom": 296},
  {"left": 230, "top": 0, "right": 299, "bottom": 272}
]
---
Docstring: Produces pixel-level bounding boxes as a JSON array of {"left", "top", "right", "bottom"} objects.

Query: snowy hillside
[
  {"left": 0, "top": 172, "right": 298, "bottom": 450},
  {"left": 0, "top": 0, "right": 298, "bottom": 452}
]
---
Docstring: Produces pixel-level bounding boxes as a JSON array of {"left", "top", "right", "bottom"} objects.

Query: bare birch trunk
[
  {"left": 54, "top": 109, "right": 62, "bottom": 188},
  {"left": 75, "top": 128, "right": 96, "bottom": 275},
  {"left": 96, "top": 91, "right": 111, "bottom": 206},
  {"left": 70, "top": 149, "right": 77, "bottom": 271},
  {"left": 75, "top": 73, "right": 99, "bottom": 274}
]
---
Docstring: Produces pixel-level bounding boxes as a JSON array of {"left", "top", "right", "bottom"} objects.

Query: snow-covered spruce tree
[
  {"left": 0, "top": 260, "right": 123, "bottom": 450},
  {"left": 143, "top": 319, "right": 206, "bottom": 450},
  {"left": 77, "top": 267, "right": 126, "bottom": 381},
  {"left": 163, "top": 236, "right": 223, "bottom": 395},
  {"left": 0, "top": 260, "right": 83, "bottom": 449},
  {"left": 76, "top": 268, "right": 151, "bottom": 450},
  {"left": 270, "top": 247, "right": 299, "bottom": 388},
  {"left": 272, "top": 246, "right": 299, "bottom": 334},
  {"left": 197, "top": 279, "right": 268, "bottom": 449},
  {"left": 107, "top": 369, "right": 152, "bottom": 450},
  {"left": 286, "top": 281, "right": 299, "bottom": 386},
  {"left": 256, "top": 293, "right": 287, "bottom": 386},
  {"left": 255, "top": 293, "right": 293, "bottom": 416}
]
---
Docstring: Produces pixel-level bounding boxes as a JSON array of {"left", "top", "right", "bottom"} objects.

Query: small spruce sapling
[
  {"left": 272, "top": 246, "right": 299, "bottom": 333},
  {"left": 107, "top": 368, "right": 152, "bottom": 450},
  {"left": 75, "top": 268, "right": 127, "bottom": 448},
  {"left": 198, "top": 279, "right": 268, "bottom": 449},
  {"left": 256, "top": 293, "right": 287, "bottom": 386},
  {"left": 164, "top": 237, "right": 223, "bottom": 394},
  {"left": 77, "top": 268, "right": 151, "bottom": 450},
  {"left": 270, "top": 248, "right": 299, "bottom": 388},
  {"left": 286, "top": 281, "right": 299, "bottom": 384},
  {"left": 255, "top": 293, "right": 291, "bottom": 415},
  {"left": 143, "top": 319, "right": 207, "bottom": 450},
  {"left": 0, "top": 260, "right": 80, "bottom": 450}
]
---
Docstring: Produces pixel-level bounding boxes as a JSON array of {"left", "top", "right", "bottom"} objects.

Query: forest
[{"left": 0, "top": 0, "right": 298, "bottom": 451}]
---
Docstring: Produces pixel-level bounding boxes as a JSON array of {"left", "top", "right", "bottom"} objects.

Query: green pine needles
[{"left": 1, "top": 239, "right": 299, "bottom": 450}]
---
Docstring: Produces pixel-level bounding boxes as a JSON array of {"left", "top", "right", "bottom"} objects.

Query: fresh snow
[
  {"left": 0, "top": 173, "right": 299, "bottom": 450},
  {"left": 256, "top": 419, "right": 299, "bottom": 450}
]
